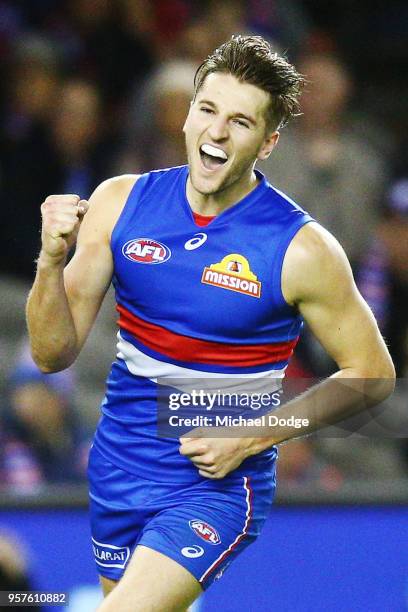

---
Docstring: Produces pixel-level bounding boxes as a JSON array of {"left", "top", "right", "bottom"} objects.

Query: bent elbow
[
  {"left": 382, "top": 360, "right": 396, "bottom": 398},
  {"left": 365, "top": 357, "right": 396, "bottom": 403},
  {"left": 376, "top": 374, "right": 396, "bottom": 403},
  {"left": 380, "top": 354, "right": 396, "bottom": 393},
  {"left": 31, "top": 347, "right": 75, "bottom": 374},
  {"left": 37, "top": 362, "right": 63, "bottom": 374}
]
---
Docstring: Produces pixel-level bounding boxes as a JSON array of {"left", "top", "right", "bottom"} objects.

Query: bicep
[
  {"left": 63, "top": 239, "right": 113, "bottom": 352},
  {"left": 62, "top": 181, "right": 115, "bottom": 350},
  {"left": 299, "top": 277, "right": 386, "bottom": 374}
]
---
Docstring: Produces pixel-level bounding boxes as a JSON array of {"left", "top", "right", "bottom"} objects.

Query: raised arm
[{"left": 26, "top": 175, "right": 138, "bottom": 372}]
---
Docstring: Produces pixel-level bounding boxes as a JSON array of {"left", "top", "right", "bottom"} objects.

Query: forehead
[{"left": 197, "top": 72, "right": 269, "bottom": 122}]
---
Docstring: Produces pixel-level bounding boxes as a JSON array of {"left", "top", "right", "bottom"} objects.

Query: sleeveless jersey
[{"left": 93, "top": 165, "right": 313, "bottom": 483}]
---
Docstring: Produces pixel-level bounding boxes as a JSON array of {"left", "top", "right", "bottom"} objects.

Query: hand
[
  {"left": 40, "top": 194, "right": 89, "bottom": 263},
  {"left": 179, "top": 431, "right": 254, "bottom": 479}
]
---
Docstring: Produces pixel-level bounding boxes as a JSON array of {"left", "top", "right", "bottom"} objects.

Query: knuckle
[
  {"left": 43, "top": 195, "right": 80, "bottom": 208},
  {"left": 41, "top": 201, "right": 52, "bottom": 214}
]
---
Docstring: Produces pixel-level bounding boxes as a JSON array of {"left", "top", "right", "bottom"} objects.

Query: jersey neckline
[{"left": 192, "top": 211, "right": 216, "bottom": 226}]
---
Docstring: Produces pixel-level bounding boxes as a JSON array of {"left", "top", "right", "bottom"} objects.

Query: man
[{"left": 26, "top": 36, "right": 394, "bottom": 611}]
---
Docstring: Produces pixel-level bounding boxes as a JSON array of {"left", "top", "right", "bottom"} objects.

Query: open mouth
[{"left": 199, "top": 143, "right": 228, "bottom": 171}]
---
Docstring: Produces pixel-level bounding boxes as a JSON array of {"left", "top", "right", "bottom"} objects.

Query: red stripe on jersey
[{"left": 117, "top": 304, "right": 298, "bottom": 367}]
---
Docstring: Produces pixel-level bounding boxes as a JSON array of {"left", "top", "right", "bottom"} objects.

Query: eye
[
  {"left": 200, "top": 107, "right": 214, "bottom": 114},
  {"left": 233, "top": 119, "right": 250, "bottom": 128}
]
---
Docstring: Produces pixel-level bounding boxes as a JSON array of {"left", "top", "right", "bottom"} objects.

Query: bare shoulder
[
  {"left": 94, "top": 173, "right": 139, "bottom": 199},
  {"left": 82, "top": 174, "right": 140, "bottom": 240},
  {"left": 282, "top": 221, "right": 353, "bottom": 307}
]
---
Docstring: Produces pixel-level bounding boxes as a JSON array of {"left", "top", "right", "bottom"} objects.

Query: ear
[{"left": 257, "top": 131, "right": 279, "bottom": 161}]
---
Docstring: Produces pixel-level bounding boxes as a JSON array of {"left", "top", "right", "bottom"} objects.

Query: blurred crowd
[{"left": 0, "top": 0, "right": 407, "bottom": 494}]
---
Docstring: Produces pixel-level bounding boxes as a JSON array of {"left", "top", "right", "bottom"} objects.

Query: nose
[{"left": 207, "top": 115, "right": 229, "bottom": 141}]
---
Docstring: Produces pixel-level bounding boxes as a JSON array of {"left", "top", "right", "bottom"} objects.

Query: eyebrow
[{"left": 197, "top": 98, "right": 258, "bottom": 126}]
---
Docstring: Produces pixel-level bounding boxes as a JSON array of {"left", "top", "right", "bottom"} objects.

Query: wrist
[
  {"left": 242, "top": 435, "right": 277, "bottom": 458},
  {"left": 37, "top": 250, "right": 67, "bottom": 269}
]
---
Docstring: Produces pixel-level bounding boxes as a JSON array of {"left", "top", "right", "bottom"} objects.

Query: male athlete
[{"left": 26, "top": 36, "right": 394, "bottom": 611}]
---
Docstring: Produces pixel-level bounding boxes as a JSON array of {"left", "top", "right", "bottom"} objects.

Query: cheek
[{"left": 234, "top": 135, "right": 262, "bottom": 162}]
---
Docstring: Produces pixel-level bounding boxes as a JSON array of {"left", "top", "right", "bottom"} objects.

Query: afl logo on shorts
[
  {"left": 189, "top": 519, "right": 221, "bottom": 545},
  {"left": 122, "top": 238, "right": 171, "bottom": 264}
]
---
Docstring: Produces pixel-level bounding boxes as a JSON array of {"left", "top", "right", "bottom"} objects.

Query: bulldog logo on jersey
[
  {"left": 122, "top": 238, "right": 171, "bottom": 264},
  {"left": 201, "top": 254, "right": 261, "bottom": 298}
]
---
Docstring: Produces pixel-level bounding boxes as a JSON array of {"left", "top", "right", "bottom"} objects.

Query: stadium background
[{"left": 0, "top": 1, "right": 407, "bottom": 610}]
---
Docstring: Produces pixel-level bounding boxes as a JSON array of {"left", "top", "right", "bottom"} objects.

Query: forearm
[
  {"left": 247, "top": 368, "right": 395, "bottom": 456},
  {"left": 26, "top": 253, "right": 78, "bottom": 372}
]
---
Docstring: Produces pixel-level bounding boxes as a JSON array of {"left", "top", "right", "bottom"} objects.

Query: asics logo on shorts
[{"left": 181, "top": 545, "right": 204, "bottom": 558}]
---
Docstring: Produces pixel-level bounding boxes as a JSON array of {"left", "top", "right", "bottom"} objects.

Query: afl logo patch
[
  {"left": 189, "top": 519, "right": 221, "bottom": 545},
  {"left": 122, "top": 238, "right": 171, "bottom": 264}
]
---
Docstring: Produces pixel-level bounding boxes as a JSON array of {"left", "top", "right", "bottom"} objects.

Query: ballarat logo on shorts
[
  {"left": 201, "top": 254, "right": 261, "bottom": 298},
  {"left": 189, "top": 519, "right": 221, "bottom": 545},
  {"left": 122, "top": 238, "right": 171, "bottom": 264},
  {"left": 92, "top": 538, "right": 130, "bottom": 569}
]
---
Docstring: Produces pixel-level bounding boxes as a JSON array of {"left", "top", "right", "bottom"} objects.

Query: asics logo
[
  {"left": 181, "top": 545, "right": 204, "bottom": 558},
  {"left": 184, "top": 233, "right": 208, "bottom": 251}
]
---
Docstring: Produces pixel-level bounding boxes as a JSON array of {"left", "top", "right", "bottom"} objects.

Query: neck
[{"left": 186, "top": 168, "right": 260, "bottom": 216}]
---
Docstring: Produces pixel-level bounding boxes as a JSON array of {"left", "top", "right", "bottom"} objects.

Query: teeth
[{"left": 200, "top": 144, "right": 228, "bottom": 160}]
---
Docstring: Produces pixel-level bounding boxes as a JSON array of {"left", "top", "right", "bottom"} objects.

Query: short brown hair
[{"left": 194, "top": 35, "right": 305, "bottom": 131}]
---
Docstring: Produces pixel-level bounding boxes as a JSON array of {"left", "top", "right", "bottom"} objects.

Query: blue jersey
[{"left": 93, "top": 165, "right": 313, "bottom": 483}]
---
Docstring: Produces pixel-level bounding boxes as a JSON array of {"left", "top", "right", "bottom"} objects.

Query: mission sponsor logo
[
  {"left": 92, "top": 538, "right": 130, "bottom": 569},
  {"left": 201, "top": 254, "right": 261, "bottom": 298},
  {"left": 122, "top": 238, "right": 171, "bottom": 264},
  {"left": 189, "top": 519, "right": 221, "bottom": 545}
]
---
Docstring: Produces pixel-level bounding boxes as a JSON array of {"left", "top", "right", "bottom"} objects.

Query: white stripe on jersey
[{"left": 117, "top": 333, "right": 286, "bottom": 395}]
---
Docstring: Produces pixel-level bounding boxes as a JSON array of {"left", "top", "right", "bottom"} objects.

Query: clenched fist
[{"left": 40, "top": 194, "right": 89, "bottom": 263}]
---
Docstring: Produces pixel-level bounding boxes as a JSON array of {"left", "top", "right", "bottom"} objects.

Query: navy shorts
[{"left": 88, "top": 445, "right": 276, "bottom": 589}]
